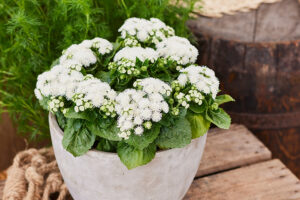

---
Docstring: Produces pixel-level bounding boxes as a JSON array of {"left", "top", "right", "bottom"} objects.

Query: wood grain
[
  {"left": 185, "top": 159, "right": 300, "bottom": 200},
  {"left": 0, "top": 113, "right": 26, "bottom": 171},
  {"left": 188, "top": 0, "right": 300, "bottom": 177},
  {"left": 197, "top": 124, "right": 271, "bottom": 177},
  {"left": 188, "top": 0, "right": 300, "bottom": 42},
  {"left": 0, "top": 180, "right": 4, "bottom": 200}
]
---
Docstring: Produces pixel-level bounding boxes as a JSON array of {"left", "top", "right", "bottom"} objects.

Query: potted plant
[{"left": 35, "top": 18, "right": 234, "bottom": 200}]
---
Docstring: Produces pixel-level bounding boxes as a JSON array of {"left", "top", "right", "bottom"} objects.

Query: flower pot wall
[{"left": 49, "top": 113, "right": 207, "bottom": 200}]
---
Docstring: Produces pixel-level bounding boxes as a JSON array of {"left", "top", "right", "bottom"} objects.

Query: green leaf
[
  {"left": 117, "top": 142, "right": 156, "bottom": 169},
  {"left": 95, "top": 71, "right": 111, "bottom": 84},
  {"left": 206, "top": 108, "right": 231, "bottom": 129},
  {"left": 156, "top": 115, "right": 192, "bottom": 149},
  {"left": 186, "top": 112, "right": 210, "bottom": 139},
  {"left": 64, "top": 108, "right": 97, "bottom": 121},
  {"left": 55, "top": 111, "right": 67, "bottom": 130},
  {"left": 62, "top": 119, "right": 96, "bottom": 156},
  {"left": 125, "top": 124, "right": 161, "bottom": 150},
  {"left": 189, "top": 102, "right": 207, "bottom": 114},
  {"left": 87, "top": 121, "right": 121, "bottom": 141},
  {"left": 215, "top": 95, "right": 235, "bottom": 105},
  {"left": 96, "top": 138, "right": 118, "bottom": 152},
  {"left": 39, "top": 97, "right": 50, "bottom": 110}
]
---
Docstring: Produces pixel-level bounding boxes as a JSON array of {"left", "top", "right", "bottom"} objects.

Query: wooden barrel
[{"left": 188, "top": 0, "right": 300, "bottom": 176}]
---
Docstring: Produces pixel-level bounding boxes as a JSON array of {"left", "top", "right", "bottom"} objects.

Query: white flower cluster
[
  {"left": 59, "top": 37, "right": 113, "bottom": 68},
  {"left": 35, "top": 65, "right": 84, "bottom": 100},
  {"left": 109, "top": 47, "right": 158, "bottom": 76},
  {"left": 133, "top": 77, "right": 172, "bottom": 96},
  {"left": 59, "top": 44, "right": 97, "bottom": 67},
  {"left": 119, "top": 18, "right": 175, "bottom": 45},
  {"left": 73, "top": 75, "right": 117, "bottom": 116},
  {"left": 124, "top": 37, "right": 140, "bottom": 47},
  {"left": 113, "top": 47, "right": 158, "bottom": 63},
  {"left": 156, "top": 36, "right": 198, "bottom": 65},
  {"left": 48, "top": 96, "right": 65, "bottom": 113},
  {"left": 172, "top": 81, "right": 204, "bottom": 109},
  {"left": 80, "top": 37, "right": 113, "bottom": 54},
  {"left": 115, "top": 87, "right": 169, "bottom": 139},
  {"left": 35, "top": 65, "right": 116, "bottom": 115},
  {"left": 177, "top": 65, "right": 220, "bottom": 99}
]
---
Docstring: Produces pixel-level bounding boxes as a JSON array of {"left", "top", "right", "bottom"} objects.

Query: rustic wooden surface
[
  {"left": 0, "top": 181, "right": 3, "bottom": 200},
  {"left": 0, "top": 113, "right": 51, "bottom": 172},
  {"left": 188, "top": 0, "right": 300, "bottom": 177},
  {"left": 188, "top": 0, "right": 300, "bottom": 42},
  {"left": 0, "top": 113, "right": 26, "bottom": 171},
  {"left": 197, "top": 124, "right": 271, "bottom": 177},
  {"left": 185, "top": 159, "right": 300, "bottom": 200}
]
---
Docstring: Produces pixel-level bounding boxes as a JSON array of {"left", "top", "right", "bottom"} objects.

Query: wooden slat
[
  {"left": 186, "top": 159, "right": 300, "bottom": 200},
  {"left": 197, "top": 124, "right": 272, "bottom": 177},
  {"left": 0, "top": 180, "right": 4, "bottom": 200}
]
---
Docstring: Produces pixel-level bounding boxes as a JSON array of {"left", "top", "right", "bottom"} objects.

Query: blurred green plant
[{"left": 0, "top": 0, "right": 196, "bottom": 140}]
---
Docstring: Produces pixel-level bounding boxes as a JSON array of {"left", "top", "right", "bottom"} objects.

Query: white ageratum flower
[
  {"left": 73, "top": 75, "right": 117, "bottom": 116},
  {"left": 60, "top": 59, "right": 82, "bottom": 71},
  {"left": 80, "top": 37, "right": 113, "bottom": 55},
  {"left": 156, "top": 36, "right": 198, "bottom": 65},
  {"left": 109, "top": 47, "right": 158, "bottom": 76},
  {"left": 179, "top": 65, "right": 219, "bottom": 99},
  {"left": 48, "top": 96, "right": 65, "bottom": 113},
  {"left": 59, "top": 44, "right": 97, "bottom": 67},
  {"left": 133, "top": 77, "right": 172, "bottom": 97},
  {"left": 35, "top": 65, "right": 84, "bottom": 100},
  {"left": 124, "top": 37, "right": 140, "bottom": 47},
  {"left": 118, "top": 17, "right": 175, "bottom": 45},
  {"left": 113, "top": 47, "right": 158, "bottom": 63},
  {"left": 115, "top": 89, "right": 169, "bottom": 139}
]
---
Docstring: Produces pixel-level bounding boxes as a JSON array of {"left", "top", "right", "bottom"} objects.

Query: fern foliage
[{"left": 0, "top": 0, "right": 195, "bottom": 139}]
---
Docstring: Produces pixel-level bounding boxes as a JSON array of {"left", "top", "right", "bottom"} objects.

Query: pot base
[{"left": 49, "top": 113, "right": 207, "bottom": 200}]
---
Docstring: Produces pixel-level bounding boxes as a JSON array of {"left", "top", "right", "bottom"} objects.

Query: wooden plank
[
  {"left": 186, "top": 159, "right": 300, "bottom": 200},
  {"left": 197, "top": 124, "right": 271, "bottom": 177},
  {"left": 0, "top": 180, "right": 4, "bottom": 200}
]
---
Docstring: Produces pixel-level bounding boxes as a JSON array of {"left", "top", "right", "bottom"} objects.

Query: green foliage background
[{"left": 0, "top": 0, "right": 196, "bottom": 140}]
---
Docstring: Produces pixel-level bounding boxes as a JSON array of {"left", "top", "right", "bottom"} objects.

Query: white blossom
[
  {"left": 178, "top": 65, "right": 219, "bottom": 99},
  {"left": 35, "top": 65, "right": 84, "bottom": 100},
  {"left": 59, "top": 44, "right": 97, "bottom": 67},
  {"left": 133, "top": 77, "right": 172, "bottom": 96},
  {"left": 113, "top": 47, "right": 158, "bottom": 63},
  {"left": 73, "top": 75, "right": 117, "bottom": 115},
  {"left": 115, "top": 89, "right": 168, "bottom": 139},
  {"left": 80, "top": 37, "right": 113, "bottom": 55},
  {"left": 48, "top": 96, "right": 65, "bottom": 113},
  {"left": 118, "top": 17, "right": 175, "bottom": 45},
  {"left": 156, "top": 36, "right": 198, "bottom": 65}
]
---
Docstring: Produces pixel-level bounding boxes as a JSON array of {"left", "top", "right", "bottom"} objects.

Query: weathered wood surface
[
  {"left": 0, "top": 113, "right": 26, "bottom": 171},
  {"left": 197, "top": 124, "right": 271, "bottom": 177},
  {"left": 188, "top": 0, "right": 300, "bottom": 42},
  {"left": 188, "top": 0, "right": 300, "bottom": 177},
  {"left": 0, "top": 181, "right": 4, "bottom": 200},
  {"left": 185, "top": 159, "right": 300, "bottom": 200}
]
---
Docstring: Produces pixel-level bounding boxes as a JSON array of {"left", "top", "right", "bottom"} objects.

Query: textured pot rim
[{"left": 49, "top": 113, "right": 206, "bottom": 158}]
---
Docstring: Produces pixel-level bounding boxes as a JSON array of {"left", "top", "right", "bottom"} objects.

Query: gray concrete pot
[{"left": 49, "top": 113, "right": 207, "bottom": 200}]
